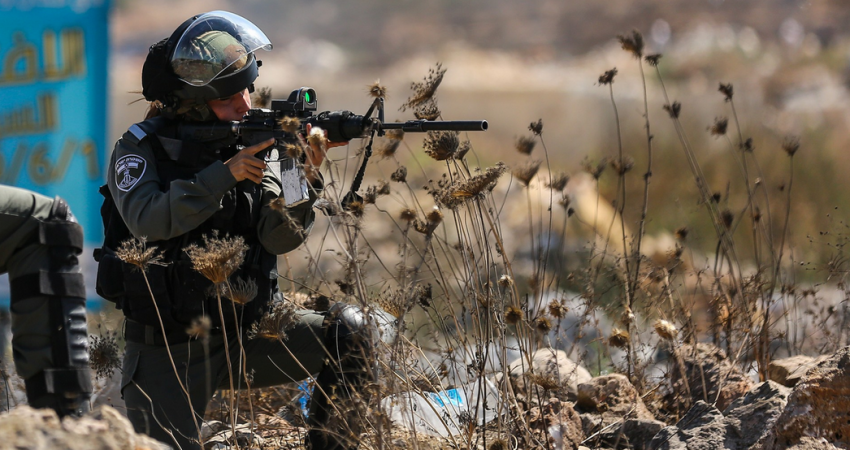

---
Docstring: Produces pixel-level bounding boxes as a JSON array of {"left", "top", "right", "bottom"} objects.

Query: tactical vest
[{"left": 95, "top": 116, "right": 276, "bottom": 334}]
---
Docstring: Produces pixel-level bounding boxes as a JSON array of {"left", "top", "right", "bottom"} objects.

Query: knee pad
[
  {"left": 325, "top": 303, "right": 398, "bottom": 351},
  {"left": 9, "top": 196, "right": 91, "bottom": 416}
]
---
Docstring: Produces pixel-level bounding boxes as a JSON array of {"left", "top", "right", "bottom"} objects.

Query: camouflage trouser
[
  {"left": 121, "top": 309, "right": 327, "bottom": 450},
  {"left": 0, "top": 185, "right": 65, "bottom": 381}
]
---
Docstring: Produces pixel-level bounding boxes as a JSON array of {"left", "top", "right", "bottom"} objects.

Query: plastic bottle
[{"left": 381, "top": 377, "right": 503, "bottom": 438}]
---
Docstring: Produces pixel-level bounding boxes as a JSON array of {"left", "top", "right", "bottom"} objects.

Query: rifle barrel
[{"left": 381, "top": 120, "right": 488, "bottom": 132}]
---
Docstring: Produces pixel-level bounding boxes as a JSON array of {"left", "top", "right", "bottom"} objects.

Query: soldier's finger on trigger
[{"left": 245, "top": 138, "right": 275, "bottom": 155}]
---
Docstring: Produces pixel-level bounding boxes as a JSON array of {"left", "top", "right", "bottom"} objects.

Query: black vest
[{"left": 95, "top": 117, "right": 276, "bottom": 332}]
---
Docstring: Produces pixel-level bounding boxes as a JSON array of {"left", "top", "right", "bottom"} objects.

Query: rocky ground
[{"left": 0, "top": 343, "right": 847, "bottom": 449}]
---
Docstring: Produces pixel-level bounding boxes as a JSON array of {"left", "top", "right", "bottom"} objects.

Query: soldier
[
  {"left": 94, "top": 11, "right": 371, "bottom": 450},
  {"left": 0, "top": 184, "right": 91, "bottom": 417}
]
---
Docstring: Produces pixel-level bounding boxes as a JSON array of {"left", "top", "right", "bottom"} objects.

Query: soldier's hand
[{"left": 226, "top": 138, "right": 273, "bottom": 184}]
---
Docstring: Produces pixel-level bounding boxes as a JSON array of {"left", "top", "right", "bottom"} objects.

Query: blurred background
[{"left": 109, "top": 0, "right": 850, "bottom": 264}]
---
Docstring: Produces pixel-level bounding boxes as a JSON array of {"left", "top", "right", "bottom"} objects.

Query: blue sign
[
  {"left": 0, "top": 0, "right": 110, "bottom": 306},
  {"left": 0, "top": 0, "right": 110, "bottom": 245}
]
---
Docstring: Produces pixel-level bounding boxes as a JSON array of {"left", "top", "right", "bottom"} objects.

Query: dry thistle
[
  {"left": 364, "top": 181, "right": 389, "bottom": 205},
  {"left": 528, "top": 273, "right": 540, "bottom": 294},
  {"left": 186, "top": 315, "right": 212, "bottom": 339},
  {"left": 609, "top": 328, "right": 630, "bottom": 349},
  {"left": 654, "top": 319, "right": 678, "bottom": 340},
  {"left": 611, "top": 156, "right": 635, "bottom": 175},
  {"left": 782, "top": 136, "right": 800, "bottom": 156},
  {"left": 249, "top": 299, "right": 298, "bottom": 341},
  {"left": 414, "top": 101, "right": 441, "bottom": 121},
  {"left": 399, "top": 208, "right": 417, "bottom": 223},
  {"left": 377, "top": 140, "right": 401, "bottom": 159},
  {"left": 529, "top": 118, "right": 543, "bottom": 136},
  {"left": 415, "top": 283, "right": 432, "bottom": 308},
  {"left": 385, "top": 128, "right": 404, "bottom": 141},
  {"left": 742, "top": 138, "right": 755, "bottom": 152},
  {"left": 363, "top": 186, "right": 378, "bottom": 205},
  {"left": 498, "top": 275, "right": 513, "bottom": 288},
  {"left": 711, "top": 192, "right": 722, "bottom": 203},
  {"left": 269, "top": 197, "right": 286, "bottom": 214},
  {"left": 345, "top": 200, "right": 365, "bottom": 218},
  {"left": 558, "top": 195, "right": 572, "bottom": 211},
  {"left": 664, "top": 102, "right": 682, "bottom": 119},
  {"left": 223, "top": 277, "right": 258, "bottom": 305},
  {"left": 618, "top": 30, "right": 644, "bottom": 58},
  {"left": 284, "top": 143, "right": 303, "bottom": 160},
  {"left": 426, "top": 206, "right": 443, "bottom": 225},
  {"left": 721, "top": 209, "right": 734, "bottom": 230},
  {"left": 251, "top": 86, "right": 272, "bottom": 109},
  {"left": 645, "top": 53, "right": 662, "bottom": 66},
  {"left": 598, "top": 68, "right": 618, "bottom": 85},
  {"left": 185, "top": 233, "right": 248, "bottom": 285},
  {"left": 753, "top": 206, "right": 762, "bottom": 222},
  {"left": 89, "top": 331, "right": 121, "bottom": 379},
  {"left": 547, "top": 173, "right": 570, "bottom": 192},
  {"left": 279, "top": 116, "right": 300, "bottom": 134},
  {"left": 390, "top": 166, "right": 408, "bottom": 183},
  {"left": 377, "top": 291, "right": 406, "bottom": 318},
  {"left": 368, "top": 80, "right": 387, "bottom": 98},
  {"left": 439, "top": 163, "right": 507, "bottom": 208},
  {"left": 115, "top": 237, "right": 166, "bottom": 272},
  {"left": 548, "top": 299, "right": 567, "bottom": 319},
  {"left": 423, "top": 131, "right": 460, "bottom": 161},
  {"left": 513, "top": 160, "right": 541, "bottom": 187},
  {"left": 456, "top": 140, "right": 471, "bottom": 160},
  {"left": 534, "top": 316, "right": 552, "bottom": 334},
  {"left": 583, "top": 157, "right": 609, "bottom": 180},
  {"left": 527, "top": 372, "right": 559, "bottom": 391},
  {"left": 304, "top": 294, "right": 331, "bottom": 312},
  {"left": 709, "top": 117, "right": 728, "bottom": 137},
  {"left": 675, "top": 226, "right": 689, "bottom": 241},
  {"left": 307, "top": 128, "right": 328, "bottom": 151},
  {"left": 515, "top": 135, "right": 536, "bottom": 155},
  {"left": 719, "top": 83, "right": 734, "bottom": 102},
  {"left": 401, "top": 63, "right": 446, "bottom": 111},
  {"left": 377, "top": 180, "right": 390, "bottom": 196},
  {"left": 505, "top": 305, "right": 523, "bottom": 325}
]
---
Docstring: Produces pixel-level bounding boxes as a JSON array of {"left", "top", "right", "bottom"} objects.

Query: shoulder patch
[
  {"left": 115, "top": 154, "right": 147, "bottom": 192},
  {"left": 128, "top": 124, "right": 147, "bottom": 141}
]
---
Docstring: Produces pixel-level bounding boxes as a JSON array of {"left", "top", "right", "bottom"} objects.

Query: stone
[
  {"left": 204, "top": 422, "right": 265, "bottom": 449},
  {"left": 756, "top": 346, "right": 850, "bottom": 450},
  {"left": 576, "top": 374, "right": 655, "bottom": 422},
  {"left": 646, "top": 380, "right": 791, "bottom": 450},
  {"left": 507, "top": 348, "right": 592, "bottom": 398},
  {"left": 669, "top": 343, "right": 754, "bottom": 412},
  {"left": 589, "top": 418, "right": 665, "bottom": 450},
  {"left": 544, "top": 399, "right": 584, "bottom": 450},
  {"left": 768, "top": 355, "right": 826, "bottom": 388},
  {"left": 0, "top": 405, "right": 166, "bottom": 450},
  {"left": 648, "top": 401, "right": 731, "bottom": 450},
  {"left": 723, "top": 381, "right": 790, "bottom": 449},
  {"left": 519, "top": 397, "right": 583, "bottom": 450},
  {"left": 785, "top": 437, "right": 840, "bottom": 450}
]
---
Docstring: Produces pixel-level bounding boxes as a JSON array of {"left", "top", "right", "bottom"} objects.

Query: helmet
[{"left": 142, "top": 11, "right": 272, "bottom": 106}]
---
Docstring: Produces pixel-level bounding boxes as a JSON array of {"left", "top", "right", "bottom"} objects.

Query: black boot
[{"left": 305, "top": 304, "right": 375, "bottom": 450}]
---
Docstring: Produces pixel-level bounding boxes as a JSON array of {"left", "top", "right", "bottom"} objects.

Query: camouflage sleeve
[
  {"left": 108, "top": 134, "right": 237, "bottom": 242},
  {"left": 256, "top": 165, "right": 322, "bottom": 255}
]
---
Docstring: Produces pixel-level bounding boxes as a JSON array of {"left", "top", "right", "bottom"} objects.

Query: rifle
[{"left": 179, "top": 87, "right": 488, "bottom": 207}]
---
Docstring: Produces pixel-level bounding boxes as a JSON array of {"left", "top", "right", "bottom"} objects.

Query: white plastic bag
[{"left": 381, "top": 377, "right": 503, "bottom": 437}]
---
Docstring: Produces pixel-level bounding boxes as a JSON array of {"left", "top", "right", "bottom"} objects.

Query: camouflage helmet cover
[
  {"left": 142, "top": 11, "right": 272, "bottom": 105},
  {"left": 170, "top": 11, "right": 272, "bottom": 87}
]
